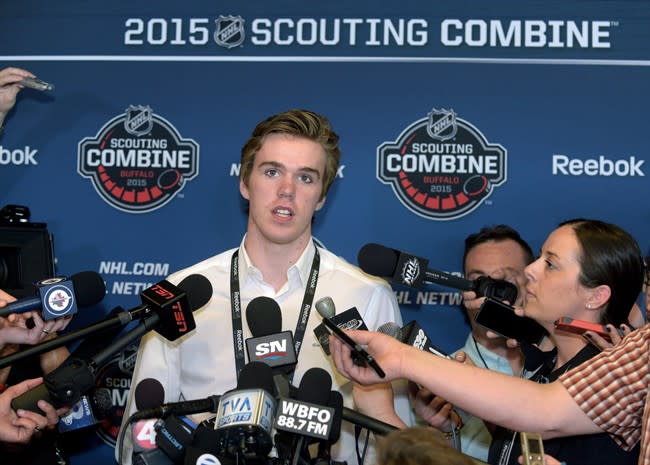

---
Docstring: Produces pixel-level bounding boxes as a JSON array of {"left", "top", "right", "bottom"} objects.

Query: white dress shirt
[{"left": 117, "top": 238, "right": 412, "bottom": 465}]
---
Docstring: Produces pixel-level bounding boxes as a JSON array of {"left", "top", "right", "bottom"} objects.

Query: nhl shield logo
[
  {"left": 125, "top": 105, "right": 153, "bottom": 136},
  {"left": 214, "top": 15, "right": 245, "bottom": 48},
  {"left": 426, "top": 108, "right": 457, "bottom": 141}
]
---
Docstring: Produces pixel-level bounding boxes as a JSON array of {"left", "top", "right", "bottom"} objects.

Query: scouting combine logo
[
  {"left": 78, "top": 106, "right": 199, "bottom": 213},
  {"left": 377, "top": 109, "right": 507, "bottom": 220}
]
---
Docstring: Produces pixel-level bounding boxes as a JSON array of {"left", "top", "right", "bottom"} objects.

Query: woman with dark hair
[
  {"left": 332, "top": 219, "right": 645, "bottom": 465},
  {"left": 487, "top": 219, "right": 642, "bottom": 465}
]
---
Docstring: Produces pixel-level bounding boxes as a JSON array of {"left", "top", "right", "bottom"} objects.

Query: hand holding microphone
[
  {"left": 0, "top": 271, "right": 105, "bottom": 349},
  {"left": 0, "top": 377, "right": 68, "bottom": 444},
  {"left": 10, "top": 274, "right": 212, "bottom": 415}
]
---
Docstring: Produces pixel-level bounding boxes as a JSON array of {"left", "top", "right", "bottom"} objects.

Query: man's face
[
  {"left": 240, "top": 133, "right": 326, "bottom": 247},
  {"left": 464, "top": 239, "right": 529, "bottom": 321}
]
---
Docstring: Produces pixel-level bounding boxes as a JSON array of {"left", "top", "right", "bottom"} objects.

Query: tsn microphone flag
[{"left": 140, "top": 279, "right": 195, "bottom": 341}]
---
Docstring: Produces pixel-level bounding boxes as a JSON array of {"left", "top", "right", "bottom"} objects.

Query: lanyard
[{"left": 230, "top": 244, "right": 320, "bottom": 382}]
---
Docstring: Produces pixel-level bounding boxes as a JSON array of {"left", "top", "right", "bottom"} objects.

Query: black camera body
[
  {"left": 0, "top": 205, "right": 55, "bottom": 298},
  {"left": 473, "top": 276, "right": 518, "bottom": 304}
]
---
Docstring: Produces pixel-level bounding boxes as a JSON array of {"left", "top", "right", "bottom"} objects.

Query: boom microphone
[
  {"left": 358, "top": 243, "right": 518, "bottom": 302},
  {"left": 0, "top": 270, "right": 106, "bottom": 319},
  {"left": 10, "top": 274, "right": 213, "bottom": 414}
]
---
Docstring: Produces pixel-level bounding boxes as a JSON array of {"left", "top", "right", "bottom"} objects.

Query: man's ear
[
  {"left": 315, "top": 196, "right": 326, "bottom": 211},
  {"left": 240, "top": 178, "right": 250, "bottom": 200}
]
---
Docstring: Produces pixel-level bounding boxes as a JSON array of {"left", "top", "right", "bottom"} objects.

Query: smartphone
[
  {"left": 320, "top": 315, "right": 386, "bottom": 378},
  {"left": 474, "top": 297, "right": 547, "bottom": 345},
  {"left": 520, "top": 431, "right": 544, "bottom": 465},
  {"left": 554, "top": 316, "right": 623, "bottom": 342}
]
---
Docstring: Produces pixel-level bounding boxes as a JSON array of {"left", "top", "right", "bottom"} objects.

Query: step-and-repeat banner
[{"left": 1, "top": 1, "right": 649, "bottom": 463}]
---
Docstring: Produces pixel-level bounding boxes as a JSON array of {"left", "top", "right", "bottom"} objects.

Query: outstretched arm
[{"left": 329, "top": 330, "right": 601, "bottom": 439}]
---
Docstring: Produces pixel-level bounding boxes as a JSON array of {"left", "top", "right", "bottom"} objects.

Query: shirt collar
[{"left": 238, "top": 235, "right": 316, "bottom": 290}]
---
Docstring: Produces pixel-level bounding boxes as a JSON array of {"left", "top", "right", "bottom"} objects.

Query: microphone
[
  {"left": 212, "top": 361, "right": 277, "bottom": 459},
  {"left": 245, "top": 296, "right": 297, "bottom": 374},
  {"left": 132, "top": 378, "right": 166, "bottom": 454},
  {"left": 0, "top": 305, "right": 135, "bottom": 370},
  {"left": 131, "top": 388, "right": 221, "bottom": 421},
  {"left": 0, "top": 268, "right": 206, "bottom": 368},
  {"left": 10, "top": 274, "right": 213, "bottom": 414},
  {"left": 358, "top": 243, "right": 518, "bottom": 303},
  {"left": 316, "top": 390, "right": 344, "bottom": 462},
  {"left": 153, "top": 414, "right": 196, "bottom": 464},
  {"left": 0, "top": 270, "right": 106, "bottom": 319},
  {"left": 313, "top": 303, "right": 368, "bottom": 356},
  {"left": 130, "top": 378, "right": 198, "bottom": 464},
  {"left": 274, "top": 367, "right": 334, "bottom": 465},
  {"left": 183, "top": 425, "right": 236, "bottom": 465},
  {"left": 57, "top": 387, "right": 113, "bottom": 433},
  {"left": 314, "top": 296, "right": 385, "bottom": 379},
  {"left": 377, "top": 321, "right": 451, "bottom": 359}
]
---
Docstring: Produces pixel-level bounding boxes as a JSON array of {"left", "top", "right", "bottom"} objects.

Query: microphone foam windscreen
[
  {"left": 237, "top": 361, "right": 277, "bottom": 395},
  {"left": 377, "top": 321, "right": 403, "bottom": 340},
  {"left": 297, "top": 367, "right": 332, "bottom": 405},
  {"left": 177, "top": 274, "right": 213, "bottom": 311},
  {"left": 246, "top": 296, "right": 282, "bottom": 336},
  {"left": 93, "top": 387, "right": 114, "bottom": 414},
  {"left": 314, "top": 296, "right": 336, "bottom": 319},
  {"left": 357, "top": 243, "right": 400, "bottom": 277},
  {"left": 134, "top": 378, "right": 165, "bottom": 410},
  {"left": 71, "top": 271, "right": 107, "bottom": 307}
]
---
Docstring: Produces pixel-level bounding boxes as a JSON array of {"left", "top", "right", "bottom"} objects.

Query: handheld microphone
[
  {"left": 58, "top": 387, "right": 112, "bottom": 433},
  {"left": 275, "top": 367, "right": 334, "bottom": 465},
  {"left": 132, "top": 378, "right": 166, "bottom": 454},
  {"left": 0, "top": 270, "right": 106, "bottom": 319},
  {"left": 245, "top": 296, "right": 297, "bottom": 374},
  {"left": 313, "top": 305, "right": 368, "bottom": 355},
  {"left": 377, "top": 321, "right": 451, "bottom": 359},
  {"left": 358, "top": 243, "right": 518, "bottom": 303},
  {"left": 130, "top": 378, "right": 199, "bottom": 464},
  {"left": 314, "top": 297, "right": 385, "bottom": 379},
  {"left": 213, "top": 361, "right": 277, "bottom": 459},
  {"left": 10, "top": 274, "right": 213, "bottom": 414}
]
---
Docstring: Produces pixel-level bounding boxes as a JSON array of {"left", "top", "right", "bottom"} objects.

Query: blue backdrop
[{"left": 1, "top": 1, "right": 649, "bottom": 463}]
